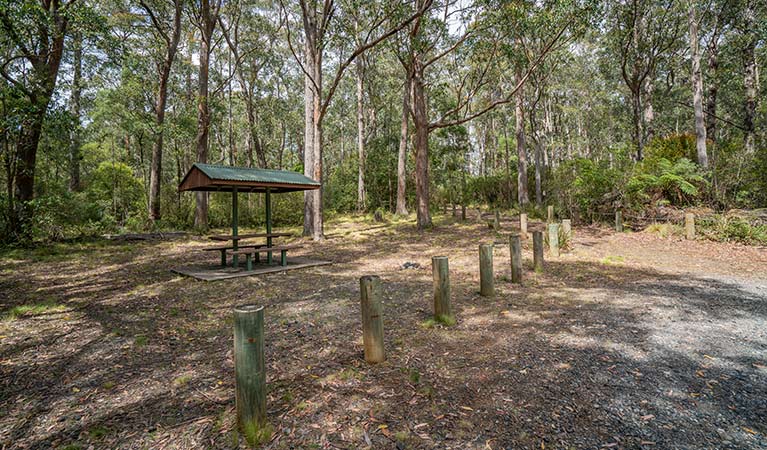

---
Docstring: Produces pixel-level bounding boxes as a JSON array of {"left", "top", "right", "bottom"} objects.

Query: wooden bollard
[
  {"left": 562, "top": 219, "right": 572, "bottom": 241},
  {"left": 532, "top": 230, "right": 544, "bottom": 272},
  {"left": 479, "top": 244, "right": 494, "bottom": 297},
  {"left": 461, "top": 205, "right": 466, "bottom": 220},
  {"left": 493, "top": 210, "right": 501, "bottom": 230},
  {"left": 685, "top": 213, "right": 695, "bottom": 240},
  {"left": 520, "top": 213, "right": 528, "bottom": 239},
  {"left": 548, "top": 223, "right": 560, "bottom": 257},
  {"left": 615, "top": 210, "right": 623, "bottom": 232},
  {"left": 509, "top": 234, "right": 522, "bottom": 284},
  {"left": 432, "top": 256, "right": 453, "bottom": 323},
  {"left": 547, "top": 205, "right": 554, "bottom": 223},
  {"left": 359, "top": 276, "right": 385, "bottom": 363},
  {"left": 234, "top": 305, "right": 268, "bottom": 443}
]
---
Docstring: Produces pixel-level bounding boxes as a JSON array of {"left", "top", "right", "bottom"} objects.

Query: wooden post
[
  {"left": 479, "top": 244, "right": 494, "bottom": 297},
  {"left": 615, "top": 210, "right": 623, "bottom": 232},
  {"left": 532, "top": 230, "right": 544, "bottom": 272},
  {"left": 461, "top": 204, "right": 466, "bottom": 220},
  {"left": 548, "top": 223, "right": 560, "bottom": 257},
  {"left": 547, "top": 205, "right": 554, "bottom": 223},
  {"left": 234, "top": 305, "right": 268, "bottom": 442},
  {"left": 685, "top": 213, "right": 695, "bottom": 240},
  {"left": 432, "top": 256, "right": 453, "bottom": 323},
  {"left": 494, "top": 210, "right": 501, "bottom": 230},
  {"left": 452, "top": 203, "right": 456, "bottom": 216},
  {"left": 232, "top": 187, "right": 239, "bottom": 268},
  {"left": 562, "top": 219, "right": 572, "bottom": 241},
  {"left": 519, "top": 213, "right": 528, "bottom": 239},
  {"left": 509, "top": 234, "right": 522, "bottom": 284},
  {"left": 265, "top": 188, "right": 273, "bottom": 264},
  {"left": 359, "top": 276, "right": 385, "bottom": 363}
]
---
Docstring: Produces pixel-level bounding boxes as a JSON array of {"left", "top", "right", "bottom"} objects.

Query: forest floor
[{"left": 1, "top": 213, "right": 766, "bottom": 450}]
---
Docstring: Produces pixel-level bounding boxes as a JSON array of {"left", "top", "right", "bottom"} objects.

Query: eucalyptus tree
[
  {"left": 138, "top": 0, "right": 184, "bottom": 223},
  {"left": 0, "top": 0, "right": 99, "bottom": 242},
  {"left": 396, "top": 0, "right": 585, "bottom": 228},
  {"left": 687, "top": 0, "right": 707, "bottom": 168},
  {"left": 282, "top": 0, "right": 429, "bottom": 240},
  {"left": 607, "top": 0, "right": 684, "bottom": 160},
  {"left": 189, "top": 0, "right": 223, "bottom": 229}
]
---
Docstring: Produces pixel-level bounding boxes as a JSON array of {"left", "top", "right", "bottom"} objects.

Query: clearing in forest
[{"left": 1, "top": 215, "right": 766, "bottom": 449}]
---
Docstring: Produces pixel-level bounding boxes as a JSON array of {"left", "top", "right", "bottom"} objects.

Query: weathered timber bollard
[
  {"left": 509, "top": 234, "right": 522, "bottom": 284},
  {"left": 548, "top": 223, "right": 560, "bottom": 257},
  {"left": 547, "top": 205, "right": 554, "bottom": 223},
  {"left": 461, "top": 204, "right": 466, "bottom": 220},
  {"left": 234, "top": 305, "right": 268, "bottom": 443},
  {"left": 359, "top": 275, "right": 385, "bottom": 363},
  {"left": 494, "top": 210, "right": 501, "bottom": 230},
  {"left": 685, "top": 213, "right": 695, "bottom": 240},
  {"left": 519, "top": 213, "right": 528, "bottom": 239},
  {"left": 532, "top": 230, "right": 544, "bottom": 272},
  {"left": 615, "top": 210, "right": 623, "bottom": 232},
  {"left": 562, "top": 219, "right": 572, "bottom": 241},
  {"left": 479, "top": 244, "right": 495, "bottom": 297},
  {"left": 432, "top": 256, "right": 453, "bottom": 323}
]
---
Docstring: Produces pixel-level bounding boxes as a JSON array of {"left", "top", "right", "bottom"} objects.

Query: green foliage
[
  {"left": 626, "top": 158, "right": 705, "bottom": 207},
  {"left": 644, "top": 133, "right": 697, "bottom": 163},
  {"left": 86, "top": 161, "right": 145, "bottom": 227},
  {"left": 697, "top": 215, "right": 767, "bottom": 245},
  {"left": 549, "top": 158, "right": 622, "bottom": 221}
]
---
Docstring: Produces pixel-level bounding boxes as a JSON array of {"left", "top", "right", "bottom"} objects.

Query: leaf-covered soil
[{"left": 1, "top": 214, "right": 766, "bottom": 449}]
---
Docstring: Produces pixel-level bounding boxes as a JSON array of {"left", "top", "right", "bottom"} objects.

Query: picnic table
[{"left": 205, "top": 232, "right": 294, "bottom": 267}]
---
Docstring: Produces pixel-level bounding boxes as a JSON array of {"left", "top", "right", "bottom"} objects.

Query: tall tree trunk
[
  {"left": 534, "top": 140, "right": 543, "bottom": 206},
  {"left": 194, "top": 0, "right": 220, "bottom": 230},
  {"left": 631, "top": 88, "right": 644, "bottom": 160},
  {"left": 302, "top": 29, "right": 323, "bottom": 240},
  {"left": 412, "top": 63, "right": 432, "bottom": 229},
  {"left": 146, "top": 0, "right": 182, "bottom": 224},
  {"left": 356, "top": 57, "right": 367, "bottom": 211},
  {"left": 303, "top": 37, "right": 317, "bottom": 237},
  {"left": 395, "top": 75, "right": 411, "bottom": 215},
  {"left": 688, "top": 3, "right": 708, "bottom": 168},
  {"left": 743, "top": 0, "right": 756, "bottom": 155},
  {"left": 2, "top": 2, "right": 69, "bottom": 242},
  {"left": 68, "top": 31, "right": 82, "bottom": 192},
  {"left": 706, "top": 44, "right": 719, "bottom": 143},
  {"left": 515, "top": 71, "right": 528, "bottom": 208}
]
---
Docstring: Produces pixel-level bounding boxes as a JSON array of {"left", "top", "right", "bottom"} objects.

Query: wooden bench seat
[
  {"left": 228, "top": 244, "right": 303, "bottom": 269},
  {"left": 203, "top": 244, "right": 265, "bottom": 266}
]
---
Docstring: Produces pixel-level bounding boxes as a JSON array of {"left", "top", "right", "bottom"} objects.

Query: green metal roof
[{"left": 178, "top": 163, "right": 320, "bottom": 193}]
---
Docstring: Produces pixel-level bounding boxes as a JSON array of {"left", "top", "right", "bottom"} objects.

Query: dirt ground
[{"left": 1, "top": 213, "right": 766, "bottom": 449}]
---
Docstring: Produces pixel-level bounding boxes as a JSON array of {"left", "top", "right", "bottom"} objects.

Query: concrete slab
[{"left": 172, "top": 257, "right": 332, "bottom": 281}]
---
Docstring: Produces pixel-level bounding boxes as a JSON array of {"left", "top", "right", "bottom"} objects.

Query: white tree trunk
[{"left": 689, "top": 3, "right": 708, "bottom": 168}]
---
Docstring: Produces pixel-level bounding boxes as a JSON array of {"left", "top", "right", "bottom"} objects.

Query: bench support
[
  {"left": 246, "top": 253, "right": 253, "bottom": 271},
  {"left": 280, "top": 250, "right": 287, "bottom": 266},
  {"left": 220, "top": 249, "right": 227, "bottom": 267}
]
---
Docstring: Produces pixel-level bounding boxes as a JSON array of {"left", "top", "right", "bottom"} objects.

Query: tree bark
[
  {"left": 146, "top": 0, "right": 183, "bottom": 223},
  {"left": 515, "top": 70, "right": 528, "bottom": 208},
  {"left": 413, "top": 62, "right": 432, "bottom": 229},
  {"left": 68, "top": 31, "right": 82, "bottom": 192},
  {"left": 688, "top": 3, "right": 708, "bottom": 168},
  {"left": 2, "top": 0, "right": 69, "bottom": 242},
  {"left": 194, "top": 0, "right": 221, "bottom": 230},
  {"left": 395, "top": 75, "right": 411, "bottom": 215},
  {"left": 743, "top": 0, "right": 756, "bottom": 155},
  {"left": 356, "top": 57, "right": 367, "bottom": 211}
]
